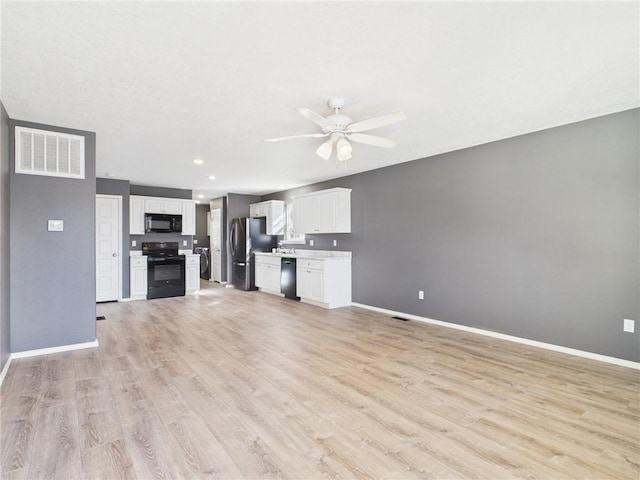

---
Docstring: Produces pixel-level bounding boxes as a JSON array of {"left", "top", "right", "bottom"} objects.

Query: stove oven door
[{"left": 147, "top": 256, "right": 186, "bottom": 299}]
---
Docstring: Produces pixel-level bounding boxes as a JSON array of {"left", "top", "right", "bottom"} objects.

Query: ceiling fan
[{"left": 265, "top": 97, "right": 406, "bottom": 162}]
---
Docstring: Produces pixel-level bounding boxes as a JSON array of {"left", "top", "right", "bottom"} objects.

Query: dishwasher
[{"left": 280, "top": 257, "right": 300, "bottom": 300}]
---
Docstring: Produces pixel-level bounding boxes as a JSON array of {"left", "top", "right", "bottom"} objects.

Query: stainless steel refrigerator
[{"left": 230, "top": 217, "right": 277, "bottom": 290}]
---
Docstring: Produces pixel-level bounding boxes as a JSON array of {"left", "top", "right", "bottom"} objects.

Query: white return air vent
[{"left": 15, "top": 126, "right": 85, "bottom": 179}]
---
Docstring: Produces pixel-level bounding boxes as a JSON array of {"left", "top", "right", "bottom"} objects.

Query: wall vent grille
[{"left": 15, "top": 126, "right": 85, "bottom": 179}]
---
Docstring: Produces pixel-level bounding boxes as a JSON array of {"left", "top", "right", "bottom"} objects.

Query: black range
[{"left": 142, "top": 242, "right": 186, "bottom": 299}]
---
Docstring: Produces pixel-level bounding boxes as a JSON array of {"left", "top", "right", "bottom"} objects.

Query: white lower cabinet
[
  {"left": 296, "top": 258, "right": 351, "bottom": 309},
  {"left": 130, "top": 256, "right": 147, "bottom": 300},
  {"left": 185, "top": 254, "right": 200, "bottom": 294},
  {"left": 255, "top": 255, "right": 282, "bottom": 294}
]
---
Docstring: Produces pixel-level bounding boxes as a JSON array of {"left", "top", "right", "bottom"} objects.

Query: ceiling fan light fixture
[
  {"left": 316, "top": 138, "right": 333, "bottom": 160},
  {"left": 336, "top": 137, "right": 352, "bottom": 162}
]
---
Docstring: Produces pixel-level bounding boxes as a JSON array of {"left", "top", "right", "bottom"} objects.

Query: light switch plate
[
  {"left": 131, "top": 240, "right": 137, "bottom": 247},
  {"left": 48, "top": 220, "right": 63, "bottom": 232}
]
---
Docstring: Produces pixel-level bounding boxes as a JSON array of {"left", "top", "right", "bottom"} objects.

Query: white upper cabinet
[
  {"left": 129, "top": 195, "right": 196, "bottom": 236},
  {"left": 292, "top": 188, "right": 351, "bottom": 234},
  {"left": 250, "top": 200, "right": 285, "bottom": 235},
  {"left": 144, "top": 197, "right": 182, "bottom": 214},
  {"left": 130, "top": 196, "right": 146, "bottom": 235},
  {"left": 181, "top": 200, "right": 196, "bottom": 235}
]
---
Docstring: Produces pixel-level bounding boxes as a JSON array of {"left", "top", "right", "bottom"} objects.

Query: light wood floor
[{"left": 1, "top": 281, "right": 638, "bottom": 479}]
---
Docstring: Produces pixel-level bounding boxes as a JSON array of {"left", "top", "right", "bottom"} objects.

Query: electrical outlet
[
  {"left": 623, "top": 319, "right": 635, "bottom": 333},
  {"left": 131, "top": 240, "right": 137, "bottom": 247},
  {"left": 183, "top": 240, "right": 187, "bottom": 246},
  {"left": 309, "top": 239, "right": 314, "bottom": 246},
  {"left": 193, "top": 239, "right": 198, "bottom": 244},
  {"left": 333, "top": 239, "right": 337, "bottom": 247},
  {"left": 418, "top": 290, "right": 424, "bottom": 300}
]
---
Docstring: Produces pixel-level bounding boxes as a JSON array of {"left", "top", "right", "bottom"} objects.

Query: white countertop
[
  {"left": 255, "top": 250, "right": 351, "bottom": 261},
  {"left": 130, "top": 250, "right": 199, "bottom": 256}
]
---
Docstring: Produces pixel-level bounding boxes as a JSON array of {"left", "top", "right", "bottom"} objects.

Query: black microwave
[{"left": 145, "top": 213, "right": 182, "bottom": 233}]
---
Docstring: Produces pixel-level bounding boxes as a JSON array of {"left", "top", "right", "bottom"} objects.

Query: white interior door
[
  {"left": 210, "top": 208, "right": 222, "bottom": 282},
  {"left": 96, "top": 195, "right": 121, "bottom": 302}
]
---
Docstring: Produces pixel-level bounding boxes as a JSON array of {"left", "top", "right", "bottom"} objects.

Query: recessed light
[
  {"left": 105, "top": 172, "right": 115, "bottom": 177},
  {"left": 277, "top": 185, "right": 284, "bottom": 189},
  {"left": 197, "top": 194, "right": 204, "bottom": 198},
  {"left": 195, "top": 200, "right": 201, "bottom": 204},
  {"left": 193, "top": 159, "right": 204, "bottom": 165},
  {"left": 208, "top": 175, "right": 216, "bottom": 180}
]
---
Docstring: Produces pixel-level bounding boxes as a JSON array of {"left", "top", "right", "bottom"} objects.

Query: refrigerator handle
[{"left": 230, "top": 222, "right": 236, "bottom": 257}]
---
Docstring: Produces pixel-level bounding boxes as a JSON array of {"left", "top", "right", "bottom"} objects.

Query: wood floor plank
[{"left": 1, "top": 281, "right": 638, "bottom": 479}]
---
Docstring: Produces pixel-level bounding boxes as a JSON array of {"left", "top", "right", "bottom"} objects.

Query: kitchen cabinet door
[
  {"left": 256, "top": 256, "right": 281, "bottom": 293},
  {"left": 181, "top": 201, "right": 196, "bottom": 235},
  {"left": 296, "top": 267, "right": 311, "bottom": 299},
  {"left": 144, "top": 197, "right": 183, "bottom": 214},
  {"left": 185, "top": 256, "right": 200, "bottom": 294},
  {"left": 130, "top": 197, "right": 146, "bottom": 235},
  {"left": 292, "top": 188, "right": 351, "bottom": 233},
  {"left": 292, "top": 195, "right": 317, "bottom": 234},
  {"left": 255, "top": 262, "right": 267, "bottom": 289},
  {"left": 308, "top": 269, "right": 325, "bottom": 302},
  {"left": 130, "top": 257, "right": 147, "bottom": 300}
]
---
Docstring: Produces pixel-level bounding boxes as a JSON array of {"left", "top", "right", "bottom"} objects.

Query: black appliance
[
  {"left": 194, "top": 246, "right": 211, "bottom": 280},
  {"left": 230, "top": 217, "right": 277, "bottom": 290},
  {"left": 145, "top": 213, "right": 182, "bottom": 233},
  {"left": 281, "top": 257, "right": 300, "bottom": 300},
  {"left": 142, "top": 242, "right": 186, "bottom": 299}
]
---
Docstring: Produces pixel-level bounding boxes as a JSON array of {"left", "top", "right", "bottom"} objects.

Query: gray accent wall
[
  {"left": 0, "top": 103, "right": 10, "bottom": 371},
  {"left": 96, "top": 177, "right": 131, "bottom": 298},
  {"left": 225, "top": 193, "right": 260, "bottom": 282},
  {"left": 194, "top": 204, "right": 210, "bottom": 248},
  {"left": 264, "top": 109, "right": 639, "bottom": 362},
  {"left": 130, "top": 184, "right": 192, "bottom": 199},
  {"left": 10, "top": 120, "right": 97, "bottom": 352}
]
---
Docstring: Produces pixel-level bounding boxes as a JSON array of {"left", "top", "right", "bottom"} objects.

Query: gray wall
[
  {"left": 0, "top": 103, "right": 10, "bottom": 370},
  {"left": 225, "top": 193, "right": 260, "bottom": 282},
  {"left": 10, "top": 119, "right": 97, "bottom": 352},
  {"left": 194, "top": 204, "right": 210, "bottom": 248},
  {"left": 130, "top": 184, "right": 192, "bottom": 199},
  {"left": 96, "top": 177, "right": 131, "bottom": 298},
  {"left": 264, "top": 109, "right": 639, "bottom": 362}
]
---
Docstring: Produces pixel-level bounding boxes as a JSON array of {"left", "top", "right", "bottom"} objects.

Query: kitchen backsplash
[{"left": 130, "top": 233, "right": 193, "bottom": 250}]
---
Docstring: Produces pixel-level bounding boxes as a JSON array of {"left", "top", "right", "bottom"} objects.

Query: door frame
[{"left": 96, "top": 194, "right": 123, "bottom": 302}]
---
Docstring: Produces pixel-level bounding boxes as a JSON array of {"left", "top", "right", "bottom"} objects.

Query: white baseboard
[
  {"left": 351, "top": 303, "right": 639, "bottom": 370},
  {"left": 0, "top": 340, "right": 99, "bottom": 386},
  {"left": 0, "top": 355, "right": 12, "bottom": 386},
  {"left": 10, "top": 340, "right": 99, "bottom": 360}
]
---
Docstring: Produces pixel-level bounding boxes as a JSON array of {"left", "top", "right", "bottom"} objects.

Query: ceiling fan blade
[
  {"left": 296, "top": 108, "right": 334, "bottom": 130},
  {"left": 347, "top": 132, "right": 397, "bottom": 148},
  {"left": 346, "top": 111, "right": 406, "bottom": 133},
  {"left": 316, "top": 138, "right": 333, "bottom": 160},
  {"left": 265, "top": 132, "right": 329, "bottom": 142}
]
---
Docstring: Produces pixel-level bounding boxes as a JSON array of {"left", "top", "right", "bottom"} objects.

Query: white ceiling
[{"left": 2, "top": 1, "right": 638, "bottom": 200}]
